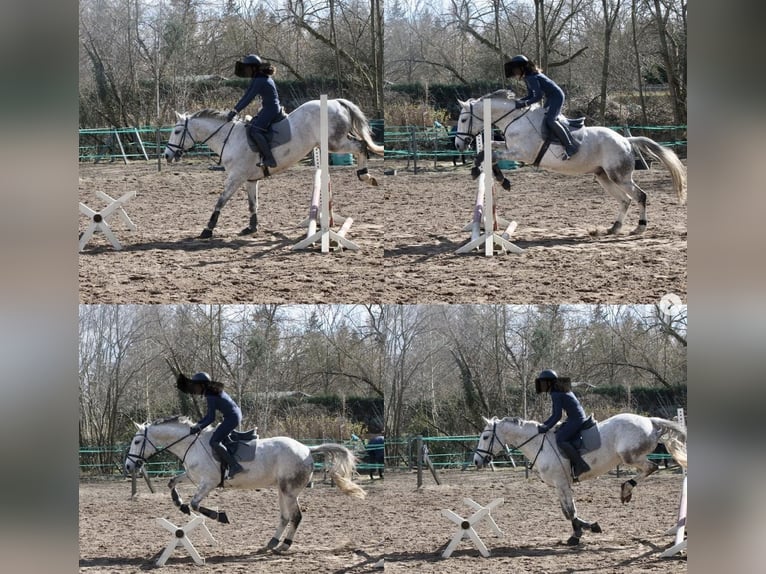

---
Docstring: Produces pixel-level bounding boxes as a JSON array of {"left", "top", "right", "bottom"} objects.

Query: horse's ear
[
  {"left": 457, "top": 99, "right": 467, "bottom": 108},
  {"left": 482, "top": 416, "right": 492, "bottom": 425},
  {"left": 174, "top": 111, "right": 183, "bottom": 120}
]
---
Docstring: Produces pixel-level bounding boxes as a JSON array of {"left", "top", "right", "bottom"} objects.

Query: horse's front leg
[
  {"left": 555, "top": 483, "right": 599, "bottom": 546},
  {"left": 239, "top": 179, "right": 260, "bottom": 236},
  {"left": 189, "top": 483, "right": 230, "bottom": 524},
  {"left": 200, "top": 174, "right": 244, "bottom": 239}
]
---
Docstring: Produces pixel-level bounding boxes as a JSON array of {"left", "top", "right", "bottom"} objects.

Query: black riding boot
[
  {"left": 549, "top": 120, "right": 579, "bottom": 159},
  {"left": 250, "top": 128, "right": 277, "bottom": 168},
  {"left": 558, "top": 441, "right": 591, "bottom": 478},
  {"left": 212, "top": 443, "right": 246, "bottom": 479}
]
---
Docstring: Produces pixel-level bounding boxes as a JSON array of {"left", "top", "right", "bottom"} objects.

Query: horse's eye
[
  {"left": 460, "top": 118, "right": 466, "bottom": 123},
  {"left": 482, "top": 434, "right": 489, "bottom": 440},
  {"left": 133, "top": 439, "right": 140, "bottom": 445}
]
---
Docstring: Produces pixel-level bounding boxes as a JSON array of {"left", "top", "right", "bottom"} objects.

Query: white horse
[
  {"left": 474, "top": 414, "right": 687, "bottom": 546},
  {"left": 455, "top": 90, "right": 687, "bottom": 235},
  {"left": 124, "top": 416, "right": 366, "bottom": 552},
  {"left": 163, "top": 98, "right": 384, "bottom": 238}
]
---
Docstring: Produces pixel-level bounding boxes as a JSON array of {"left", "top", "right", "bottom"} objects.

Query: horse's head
[
  {"left": 123, "top": 416, "right": 192, "bottom": 475},
  {"left": 474, "top": 416, "right": 507, "bottom": 468},
  {"left": 454, "top": 98, "right": 482, "bottom": 152},
  {"left": 163, "top": 112, "right": 194, "bottom": 163},
  {"left": 455, "top": 91, "right": 519, "bottom": 152},
  {"left": 124, "top": 421, "right": 154, "bottom": 475}
]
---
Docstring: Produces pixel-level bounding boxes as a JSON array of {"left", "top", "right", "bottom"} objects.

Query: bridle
[
  {"left": 475, "top": 420, "right": 545, "bottom": 468},
  {"left": 165, "top": 116, "right": 235, "bottom": 163},
  {"left": 455, "top": 97, "right": 532, "bottom": 150},
  {"left": 124, "top": 425, "right": 197, "bottom": 474}
]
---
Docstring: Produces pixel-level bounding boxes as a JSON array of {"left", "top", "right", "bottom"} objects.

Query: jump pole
[
  {"left": 661, "top": 407, "right": 687, "bottom": 558},
  {"left": 293, "top": 94, "right": 359, "bottom": 252},
  {"left": 456, "top": 98, "right": 523, "bottom": 256}
]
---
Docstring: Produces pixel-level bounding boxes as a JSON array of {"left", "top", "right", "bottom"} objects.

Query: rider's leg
[
  {"left": 248, "top": 120, "right": 277, "bottom": 168},
  {"left": 557, "top": 439, "right": 590, "bottom": 478}
]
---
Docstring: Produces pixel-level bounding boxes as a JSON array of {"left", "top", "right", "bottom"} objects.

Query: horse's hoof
[
  {"left": 199, "top": 228, "right": 213, "bottom": 239},
  {"left": 217, "top": 511, "right": 230, "bottom": 524},
  {"left": 470, "top": 167, "right": 481, "bottom": 179},
  {"left": 369, "top": 177, "right": 379, "bottom": 186},
  {"left": 179, "top": 504, "right": 190, "bottom": 515},
  {"left": 590, "top": 522, "right": 602, "bottom": 533},
  {"left": 566, "top": 536, "right": 581, "bottom": 546},
  {"left": 502, "top": 178, "right": 511, "bottom": 191},
  {"left": 630, "top": 226, "right": 646, "bottom": 235},
  {"left": 239, "top": 226, "right": 256, "bottom": 236},
  {"left": 266, "top": 537, "right": 280, "bottom": 550}
]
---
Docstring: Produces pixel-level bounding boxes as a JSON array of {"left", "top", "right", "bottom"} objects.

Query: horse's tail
[
  {"left": 310, "top": 443, "right": 367, "bottom": 499},
  {"left": 652, "top": 417, "right": 687, "bottom": 470},
  {"left": 336, "top": 99, "right": 384, "bottom": 156},
  {"left": 628, "top": 137, "right": 687, "bottom": 205}
]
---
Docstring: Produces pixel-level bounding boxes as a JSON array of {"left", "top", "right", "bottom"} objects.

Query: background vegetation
[{"left": 78, "top": 1, "right": 685, "bottom": 128}]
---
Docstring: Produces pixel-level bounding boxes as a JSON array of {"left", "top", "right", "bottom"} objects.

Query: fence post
[{"left": 416, "top": 435, "right": 423, "bottom": 487}]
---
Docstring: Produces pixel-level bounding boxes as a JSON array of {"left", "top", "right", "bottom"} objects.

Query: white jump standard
[
  {"left": 441, "top": 497, "right": 504, "bottom": 558},
  {"left": 293, "top": 95, "right": 359, "bottom": 252},
  {"left": 154, "top": 514, "right": 217, "bottom": 567},
  {"left": 456, "top": 98, "right": 523, "bottom": 256},
  {"left": 79, "top": 190, "right": 136, "bottom": 251}
]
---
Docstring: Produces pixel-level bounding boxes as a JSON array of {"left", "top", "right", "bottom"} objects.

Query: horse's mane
[
  {"left": 191, "top": 109, "right": 229, "bottom": 121},
  {"left": 485, "top": 89, "right": 516, "bottom": 101},
  {"left": 150, "top": 415, "right": 193, "bottom": 426}
]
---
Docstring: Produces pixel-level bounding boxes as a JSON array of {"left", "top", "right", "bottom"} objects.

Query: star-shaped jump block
[
  {"left": 79, "top": 190, "right": 136, "bottom": 251},
  {"left": 154, "top": 515, "right": 217, "bottom": 567},
  {"left": 441, "top": 497, "right": 504, "bottom": 558}
]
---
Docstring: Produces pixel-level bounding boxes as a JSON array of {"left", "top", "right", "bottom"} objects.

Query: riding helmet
[
  {"left": 234, "top": 54, "right": 263, "bottom": 77},
  {"left": 504, "top": 54, "right": 530, "bottom": 78},
  {"left": 191, "top": 372, "right": 212, "bottom": 384},
  {"left": 535, "top": 369, "right": 558, "bottom": 393}
]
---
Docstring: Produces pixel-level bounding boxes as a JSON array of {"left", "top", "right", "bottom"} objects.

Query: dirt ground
[
  {"left": 78, "top": 157, "right": 686, "bottom": 305},
  {"left": 79, "top": 468, "right": 686, "bottom": 573}
]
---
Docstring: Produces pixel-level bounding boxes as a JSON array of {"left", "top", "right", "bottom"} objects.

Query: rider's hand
[
  {"left": 515, "top": 101, "right": 526, "bottom": 110},
  {"left": 226, "top": 110, "right": 237, "bottom": 122},
  {"left": 190, "top": 425, "right": 201, "bottom": 435},
  {"left": 537, "top": 425, "right": 548, "bottom": 434}
]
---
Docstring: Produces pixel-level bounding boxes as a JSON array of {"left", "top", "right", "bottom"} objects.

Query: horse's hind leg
[
  {"left": 620, "top": 456, "right": 659, "bottom": 503},
  {"left": 621, "top": 177, "right": 648, "bottom": 234},
  {"left": 595, "top": 171, "right": 632, "bottom": 235},
  {"left": 275, "top": 494, "right": 302, "bottom": 553}
]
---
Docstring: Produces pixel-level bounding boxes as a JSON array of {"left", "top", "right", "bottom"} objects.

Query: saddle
[
  {"left": 222, "top": 428, "right": 259, "bottom": 462},
  {"left": 532, "top": 115, "right": 586, "bottom": 167},
  {"left": 245, "top": 108, "right": 291, "bottom": 149},
  {"left": 571, "top": 416, "right": 601, "bottom": 454}
]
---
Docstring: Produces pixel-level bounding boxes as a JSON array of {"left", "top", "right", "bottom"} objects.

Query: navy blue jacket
[
  {"left": 234, "top": 75, "right": 281, "bottom": 127},
  {"left": 517, "top": 72, "right": 565, "bottom": 108},
  {"left": 196, "top": 389, "right": 242, "bottom": 430},
  {"left": 541, "top": 390, "right": 587, "bottom": 432}
]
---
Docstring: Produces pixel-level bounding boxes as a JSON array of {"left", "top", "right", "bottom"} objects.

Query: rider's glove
[{"left": 226, "top": 110, "right": 237, "bottom": 122}]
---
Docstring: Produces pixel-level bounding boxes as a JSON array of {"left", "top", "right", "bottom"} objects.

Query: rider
[
  {"left": 535, "top": 369, "right": 591, "bottom": 478},
  {"left": 187, "top": 372, "right": 247, "bottom": 479},
  {"left": 504, "top": 55, "right": 579, "bottom": 159},
  {"left": 227, "top": 54, "right": 281, "bottom": 168}
]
